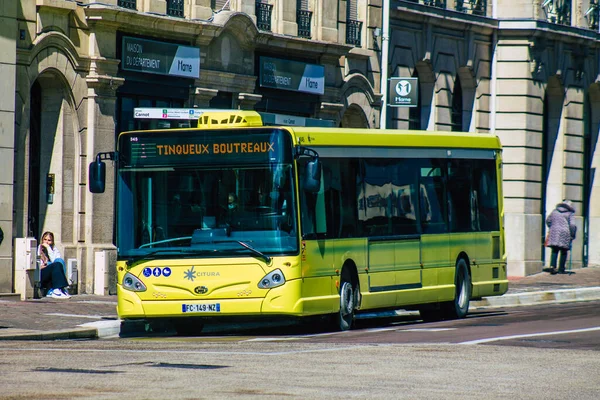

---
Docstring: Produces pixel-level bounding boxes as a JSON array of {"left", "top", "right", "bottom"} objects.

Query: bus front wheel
[{"left": 335, "top": 273, "right": 356, "bottom": 331}]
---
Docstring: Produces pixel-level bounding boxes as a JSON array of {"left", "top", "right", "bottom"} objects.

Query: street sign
[
  {"left": 388, "top": 77, "right": 418, "bottom": 107},
  {"left": 133, "top": 108, "right": 204, "bottom": 120}
]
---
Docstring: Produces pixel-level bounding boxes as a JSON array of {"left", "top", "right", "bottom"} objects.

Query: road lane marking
[
  {"left": 460, "top": 326, "right": 600, "bottom": 345},
  {"left": 401, "top": 328, "right": 457, "bottom": 332},
  {"left": 46, "top": 313, "right": 111, "bottom": 320}
]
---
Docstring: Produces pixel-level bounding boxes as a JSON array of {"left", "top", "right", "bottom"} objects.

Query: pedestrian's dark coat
[{"left": 546, "top": 201, "right": 577, "bottom": 249}]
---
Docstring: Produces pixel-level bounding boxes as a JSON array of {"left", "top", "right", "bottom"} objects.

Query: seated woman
[{"left": 38, "top": 231, "right": 70, "bottom": 299}]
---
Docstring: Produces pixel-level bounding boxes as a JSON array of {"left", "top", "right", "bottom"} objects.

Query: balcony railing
[
  {"left": 455, "top": 0, "right": 486, "bottom": 16},
  {"left": 256, "top": 2, "right": 273, "bottom": 31},
  {"left": 422, "top": 0, "right": 446, "bottom": 8},
  {"left": 585, "top": 1, "right": 599, "bottom": 31},
  {"left": 346, "top": 19, "right": 362, "bottom": 46},
  {"left": 117, "top": 0, "right": 136, "bottom": 10},
  {"left": 167, "top": 0, "right": 184, "bottom": 17},
  {"left": 542, "top": 0, "right": 571, "bottom": 26},
  {"left": 297, "top": 10, "right": 312, "bottom": 38}
]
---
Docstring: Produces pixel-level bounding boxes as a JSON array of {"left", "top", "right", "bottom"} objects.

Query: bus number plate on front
[{"left": 182, "top": 303, "right": 221, "bottom": 313}]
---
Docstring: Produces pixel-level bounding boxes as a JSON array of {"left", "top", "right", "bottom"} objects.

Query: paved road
[
  {"left": 126, "top": 301, "right": 600, "bottom": 351},
  {"left": 2, "top": 302, "right": 599, "bottom": 399}
]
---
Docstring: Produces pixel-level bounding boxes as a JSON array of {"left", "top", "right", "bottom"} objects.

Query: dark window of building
[
  {"left": 256, "top": 1, "right": 273, "bottom": 31},
  {"left": 543, "top": 0, "right": 571, "bottom": 25},
  {"left": 451, "top": 77, "right": 463, "bottom": 132},
  {"left": 455, "top": 1, "right": 487, "bottom": 16},
  {"left": 211, "top": 0, "right": 230, "bottom": 11},
  {"left": 346, "top": 0, "right": 362, "bottom": 46},
  {"left": 167, "top": 0, "right": 184, "bottom": 17},
  {"left": 297, "top": 0, "right": 312, "bottom": 38},
  {"left": 118, "top": 0, "right": 136, "bottom": 10},
  {"left": 409, "top": 70, "right": 421, "bottom": 130}
]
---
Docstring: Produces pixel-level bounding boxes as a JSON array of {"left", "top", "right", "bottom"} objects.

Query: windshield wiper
[
  {"left": 234, "top": 240, "right": 271, "bottom": 264},
  {"left": 126, "top": 250, "right": 172, "bottom": 267},
  {"left": 126, "top": 248, "right": 217, "bottom": 268},
  {"left": 139, "top": 236, "right": 192, "bottom": 249}
]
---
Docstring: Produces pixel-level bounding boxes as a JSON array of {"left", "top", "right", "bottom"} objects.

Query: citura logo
[{"left": 156, "top": 142, "right": 275, "bottom": 156}]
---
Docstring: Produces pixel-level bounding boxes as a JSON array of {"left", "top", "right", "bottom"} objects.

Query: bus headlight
[
  {"left": 122, "top": 272, "right": 147, "bottom": 292},
  {"left": 258, "top": 269, "right": 286, "bottom": 289}
]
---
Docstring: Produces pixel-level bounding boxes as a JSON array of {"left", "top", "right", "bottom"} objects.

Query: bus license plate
[{"left": 182, "top": 303, "right": 221, "bottom": 313}]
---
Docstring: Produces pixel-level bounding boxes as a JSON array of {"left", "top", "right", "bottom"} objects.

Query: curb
[
  {"left": 0, "top": 327, "right": 98, "bottom": 341},
  {"left": 471, "top": 287, "right": 600, "bottom": 308}
]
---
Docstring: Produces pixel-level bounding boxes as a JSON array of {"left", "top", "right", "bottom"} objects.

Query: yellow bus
[{"left": 89, "top": 110, "right": 508, "bottom": 333}]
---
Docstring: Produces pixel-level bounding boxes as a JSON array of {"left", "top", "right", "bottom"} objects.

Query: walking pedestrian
[{"left": 545, "top": 200, "right": 577, "bottom": 275}]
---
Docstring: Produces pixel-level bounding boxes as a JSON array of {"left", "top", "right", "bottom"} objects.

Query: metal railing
[
  {"left": 542, "top": 0, "right": 571, "bottom": 26},
  {"left": 422, "top": 0, "right": 446, "bottom": 8},
  {"left": 297, "top": 10, "right": 312, "bottom": 38},
  {"left": 167, "top": 0, "right": 184, "bottom": 17},
  {"left": 346, "top": 19, "right": 362, "bottom": 46},
  {"left": 455, "top": 0, "right": 486, "bottom": 16},
  {"left": 117, "top": 0, "right": 136, "bottom": 10},
  {"left": 256, "top": 2, "right": 273, "bottom": 31}
]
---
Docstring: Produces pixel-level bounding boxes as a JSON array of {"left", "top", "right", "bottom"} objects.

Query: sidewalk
[{"left": 1, "top": 266, "right": 599, "bottom": 341}]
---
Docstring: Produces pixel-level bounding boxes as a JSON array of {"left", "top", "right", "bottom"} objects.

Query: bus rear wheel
[{"left": 441, "top": 259, "right": 471, "bottom": 319}]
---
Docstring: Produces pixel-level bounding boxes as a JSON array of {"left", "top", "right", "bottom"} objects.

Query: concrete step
[{"left": 0, "top": 293, "right": 22, "bottom": 301}]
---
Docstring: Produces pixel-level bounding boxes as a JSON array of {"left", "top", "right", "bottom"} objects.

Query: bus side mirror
[
  {"left": 303, "top": 159, "right": 321, "bottom": 193},
  {"left": 88, "top": 160, "right": 106, "bottom": 193}
]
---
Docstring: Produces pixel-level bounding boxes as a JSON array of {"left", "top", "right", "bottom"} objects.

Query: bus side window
[
  {"left": 474, "top": 159, "right": 500, "bottom": 231},
  {"left": 419, "top": 162, "right": 447, "bottom": 234},
  {"left": 447, "top": 159, "right": 473, "bottom": 233}
]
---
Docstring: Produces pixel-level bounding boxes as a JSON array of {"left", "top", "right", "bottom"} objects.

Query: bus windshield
[{"left": 115, "top": 128, "right": 298, "bottom": 259}]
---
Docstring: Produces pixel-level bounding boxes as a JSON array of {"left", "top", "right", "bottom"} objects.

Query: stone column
[
  {"left": 0, "top": 2, "right": 17, "bottom": 293},
  {"left": 84, "top": 74, "right": 123, "bottom": 294},
  {"left": 495, "top": 39, "right": 545, "bottom": 277}
]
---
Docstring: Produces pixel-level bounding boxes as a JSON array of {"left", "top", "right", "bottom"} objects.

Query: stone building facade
[
  {"left": 386, "top": 0, "right": 600, "bottom": 276},
  {"left": 1, "top": 0, "right": 382, "bottom": 294}
]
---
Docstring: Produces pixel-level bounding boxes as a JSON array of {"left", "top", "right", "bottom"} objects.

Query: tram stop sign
[{"left": 388, "top": 77, "right": 418, "bottom": 107}]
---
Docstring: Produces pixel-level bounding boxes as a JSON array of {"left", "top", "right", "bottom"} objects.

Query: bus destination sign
[{"left": 120, "top": 131, "right": 292, "bottom": 167}]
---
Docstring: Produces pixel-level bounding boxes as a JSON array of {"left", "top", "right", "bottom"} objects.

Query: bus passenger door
[
  {"left": 418, "top": 162, "right": 451, "bottom": 302},
  {"left": 394, "top": 237, "right": 421, "bottom": 305}
]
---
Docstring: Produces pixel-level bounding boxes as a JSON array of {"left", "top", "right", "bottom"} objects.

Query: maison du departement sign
[
  {"left": 388, "top": 77, "right": 418, "bottom": 107},
  {"left": 121, "top": 36, "right": 200, "bottom": 79},
  {"left": 259, "top": 56, "right": 325, "bottom": 95}
]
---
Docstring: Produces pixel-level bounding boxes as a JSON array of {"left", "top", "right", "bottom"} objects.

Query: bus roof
[
  {"left": 286, "top": 127, "right": 502, "bottom": 151},
  {"left": 118, "top": 110, "right": 501, "bottom": 151}
]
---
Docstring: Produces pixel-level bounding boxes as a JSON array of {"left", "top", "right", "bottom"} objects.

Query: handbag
[{"left": 544, "top": 233, "right": 549, "bottom": 247}]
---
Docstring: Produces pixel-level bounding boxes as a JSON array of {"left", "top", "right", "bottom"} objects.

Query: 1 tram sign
[{"left": 388, "top": 77, "right": 418, "bottom": 107}]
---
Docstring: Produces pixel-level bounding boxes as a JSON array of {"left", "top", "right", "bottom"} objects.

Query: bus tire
[
  {"left": 335, "top": 271, "right": 356, "bottom": 331},
  {"left": 441, "top": 259, "right": 471, "bottom": 319}
]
